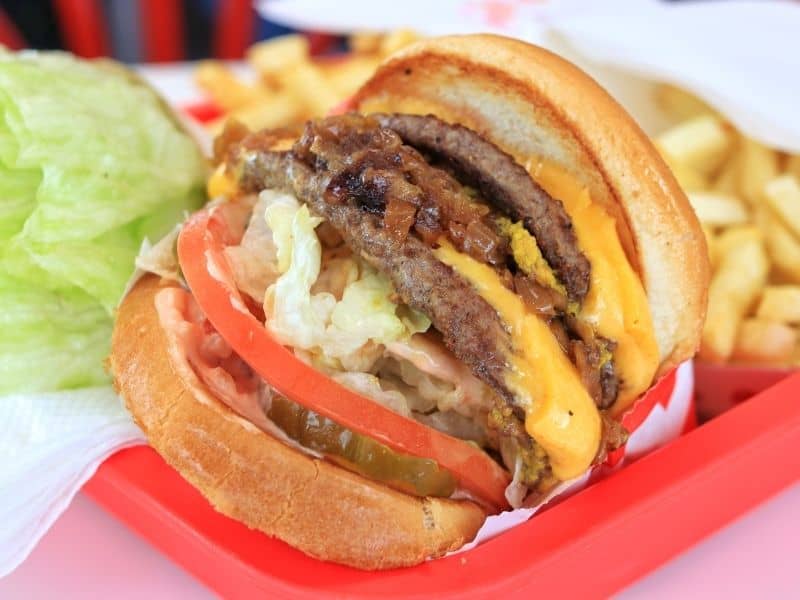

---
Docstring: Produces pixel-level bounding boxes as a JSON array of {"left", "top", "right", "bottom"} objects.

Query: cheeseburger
[{"left": 111, "top": 35, "right": 709, "bottom": 569}]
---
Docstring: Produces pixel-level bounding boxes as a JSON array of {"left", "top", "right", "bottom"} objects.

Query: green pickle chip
[{"left": 268, "top": 396, "right": 458, "bottom": 498}]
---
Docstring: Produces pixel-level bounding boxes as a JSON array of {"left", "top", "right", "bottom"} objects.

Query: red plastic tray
[
  {"left": 695, "top": 363, "right": 795, "bottom": 420},
  {"left": 83, "top": 372, "right": 800, "bottom": 599}
]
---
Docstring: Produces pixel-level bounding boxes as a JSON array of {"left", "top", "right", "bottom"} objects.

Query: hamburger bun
[
  {"left": 111, "top": 275, "right": 485, "bottom": 570},
  {"left": 111, "top": 34, "right": 709, "bottom": 570},
  {"left": 353, "top": 34, "right": 709, "bottom": 375}
]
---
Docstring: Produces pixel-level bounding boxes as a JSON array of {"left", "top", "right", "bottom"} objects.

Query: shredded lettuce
[
  {"left": 0, "top": 51, "right": 206, "bottom": 394},
  {"left": 331, "top": 371, "right": 412, "bottom": 417},
  {"left": 262, "top": 190, "right": 430, "bottom": 371}
]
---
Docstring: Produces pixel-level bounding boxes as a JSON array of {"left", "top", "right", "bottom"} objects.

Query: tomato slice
[{"left": 177, "top": 203, "right": 511, "bottom": 510}]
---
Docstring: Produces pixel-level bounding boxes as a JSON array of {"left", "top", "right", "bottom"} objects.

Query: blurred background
[
  {"left": 0, "top": 0, "right": 705, "bottom": 62},
  {"left": 0, "top": 0, "right": 343, "bottom": 61}
]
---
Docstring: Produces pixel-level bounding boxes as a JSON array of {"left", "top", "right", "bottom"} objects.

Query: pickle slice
[{"left": 268, "top": 396, "right": 457, "bottom": 498}]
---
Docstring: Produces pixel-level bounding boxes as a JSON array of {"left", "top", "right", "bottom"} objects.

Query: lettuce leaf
[
  {"left": 0, "top": 51, "right": 206, "bottom": 393},
  {"left": 263, "top": 190, "right": 430, "bottom": 371},
  {"left": 0, "top": 277, "right": 111, "bottom": 393}
]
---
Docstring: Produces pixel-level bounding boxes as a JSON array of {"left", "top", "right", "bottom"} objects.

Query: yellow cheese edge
[
  {"left": 435, "top": 160, "right": 659, "bottom": 479},
  {"left": 208, "top": 164, "right": 237, "bottom": 199},
  {"left": 435, "top": 241, "right": 601, "bottom": 480},
  {"left": 527, "top": 160, "right": 660, "bottom": 415}
]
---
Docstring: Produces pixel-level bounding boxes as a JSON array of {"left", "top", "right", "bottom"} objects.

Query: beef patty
[
  {"left": 237, "top": 144, "right": 516, "bottom": 403},
  {"left": 373, "top": 113, "right": 590, "bottom": 302}
]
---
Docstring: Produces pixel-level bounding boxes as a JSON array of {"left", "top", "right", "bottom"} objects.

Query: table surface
[
  {"left": 1, "top": 482, "right": 798, "bottom": 598},
  {"left": 3, "top": 65, "right": 799, "bottom": 598}
]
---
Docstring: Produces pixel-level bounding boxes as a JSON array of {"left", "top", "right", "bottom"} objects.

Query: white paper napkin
[
  {"left": 449, "top": 360, "right": 694, "bottom": 555},
  {"left": 0, "top": 387, "right": 144, "bottom": 577}
]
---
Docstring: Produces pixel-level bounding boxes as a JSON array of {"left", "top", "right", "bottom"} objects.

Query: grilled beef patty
[{"left": 373, "top": 113, "right": 590, "bottom": 302}]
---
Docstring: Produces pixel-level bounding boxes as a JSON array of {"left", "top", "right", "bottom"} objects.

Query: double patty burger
[{"left": 111, "top": 35, "right": 709, "bottom": 569}]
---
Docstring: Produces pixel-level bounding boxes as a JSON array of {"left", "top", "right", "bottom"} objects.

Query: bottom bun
[{"left": 110, "top": 275, "right": 486, "bottom": 570}]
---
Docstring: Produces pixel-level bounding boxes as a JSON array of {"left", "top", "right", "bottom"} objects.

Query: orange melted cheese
[
  {"left": 527, "top": 160, "right": 659, "bottom": 415},
  {"left": 434, "top": 160, "right": 659, "bottom": 479},
  {"left": 435, "top": 241, "right": 601, "bottom": 479},
  {"left": 207, "top": 165, "right": 237, "bottom": 199}
]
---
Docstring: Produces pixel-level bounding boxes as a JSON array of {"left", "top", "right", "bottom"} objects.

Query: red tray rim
[{"left": 84, "top": 372, "right": 800, "bottom": 599}]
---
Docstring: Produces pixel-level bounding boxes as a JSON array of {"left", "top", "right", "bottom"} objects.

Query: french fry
[
  {"left": 349, "top": 31, "right": 383, "bottom": 54},
  {"left": 655, "top": 115, "right": 733, "bottom": 175},
  {"left": 756, "top": 285, "right": 800, "bottom": 324},
  {"left": 247, "top": 34, "right": 310, "bottom": 75},
  {"left": 668, "top": 160, "right": 708, "bottom": 192},
  {"left": 648, "top": 85, "right": 800, "bottom": 367},
  {"left": 655, "top": 84, "right": 714, "bottom": 121},
  {"left": 787, "top": 154, "right": 800, "bottom": 180},
  {"left": 711, "top": 145, "right": 740, "bottom": 194},
  {"left": 687, "top": 192, "right": 749, "bottom": 227},
  {"left": 207, "top": 96, "right": 299, "bottom": 136},
  {"left": 199, "top": 30, "right": 426, "bottom": 136},
  {"left": 379, "top": 29, "right": 419, "bottom": 56},
  {"left": 763, "top": 175, "right": 800, "bottom": 238},
  {"left": 320, "top": 55, "right": 382, "bottom": 97},
  {"left": 762, "top": 214, "right": 800, "bottom": 283},
  {"left": 194, "top": 61, "right": 267, "bottom": 111},
  {"left": 737, "top": 136, "right": 779, "bottom": 205},
  {"left": 731, "top": 318, "right": 797, "bottom": 365},
  {"left": 702, "top": 225, "right": 716, "bottom": 265},
  {"left": 713, "top": 225, "right": 762, "bottom": 261},
  {"left": 281, "top": 62, "right": 342, "bottom": 117},
  {"left": 700, "top": 235, "right": 769, "bottom": 363}
]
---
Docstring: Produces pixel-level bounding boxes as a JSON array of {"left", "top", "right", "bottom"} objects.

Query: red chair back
[{"left": 51, "top": 0, "right": 257, "bottom": 62}]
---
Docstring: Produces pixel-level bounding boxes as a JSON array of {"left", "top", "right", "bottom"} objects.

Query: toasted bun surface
[
  {"left": 353, "top": 34, "right": 709, "bottom": 375},
  {"left": 110, "top": 275, "right": 485, "bottom": 570}
]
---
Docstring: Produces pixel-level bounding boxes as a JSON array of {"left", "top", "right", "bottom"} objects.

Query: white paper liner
[{"left": 448, "top": 361, "right": 694, "bottom": 555}]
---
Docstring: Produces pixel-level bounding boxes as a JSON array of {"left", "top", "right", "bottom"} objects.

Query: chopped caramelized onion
[
  {"left": 548, "top": 319, "right": 570, "bottom": 354},
  {"left": 307, "top": 114, "right": 510, "bottom": 266},
  {"left": 316, "top": 221, "right": 344, "bottom": 248},
  {"left": 384, "top": 197, "right": 417, "bottom": 240},
  {"left": 572, "top": 340, "right": 603, "bottom": 405},
  {"left": 594, "top": 413, "right": 629, "bottom": 463},
  {"left": 213, "top": 119, "right": 250, "bottom": 165},
  {"left": 514, "top": 273, "right": 564, "bottom": 317},
  {"left": 463, "top": 219, "right": 506, "bottom": 265},
  {"left": 447, "top": 221, "right": 467, "bottom": 246}
]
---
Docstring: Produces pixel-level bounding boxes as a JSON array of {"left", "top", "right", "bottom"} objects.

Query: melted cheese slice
[
  {"left": 434, "top": 160, "right": 660, "bottom": 478},
  {"left": 434, "top": 241, "right": 601, "bottom": 480},
  {"left": 208, "top": 164, "right": 237, "bottom": 199},
  {"left": 527, "top": 160, "right": 659, "bottom": 415}
]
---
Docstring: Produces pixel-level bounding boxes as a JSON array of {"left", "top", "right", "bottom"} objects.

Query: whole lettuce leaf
[
  {"left": 0, "top": 51, "right": 206, "bottom": 394},
  {"left": 0, "top": 277, "right": 111, "bottom": 393}
]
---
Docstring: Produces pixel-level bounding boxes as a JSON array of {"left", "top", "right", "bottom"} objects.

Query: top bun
[{"left": 352, "top": 34, "right": 709, "bottom": 375}]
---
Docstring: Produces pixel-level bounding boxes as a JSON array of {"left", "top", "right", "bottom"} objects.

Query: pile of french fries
[
  {"left": 193, "top": 30, "right": 419, "bottom": 135},
  {"left": 655, "top": 85, "right": 800, "bottom": 367}
]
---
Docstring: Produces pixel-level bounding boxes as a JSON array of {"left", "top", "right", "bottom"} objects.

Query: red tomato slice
[{"left": 177, "top": 203, "right": 511, "bottom": 510}]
